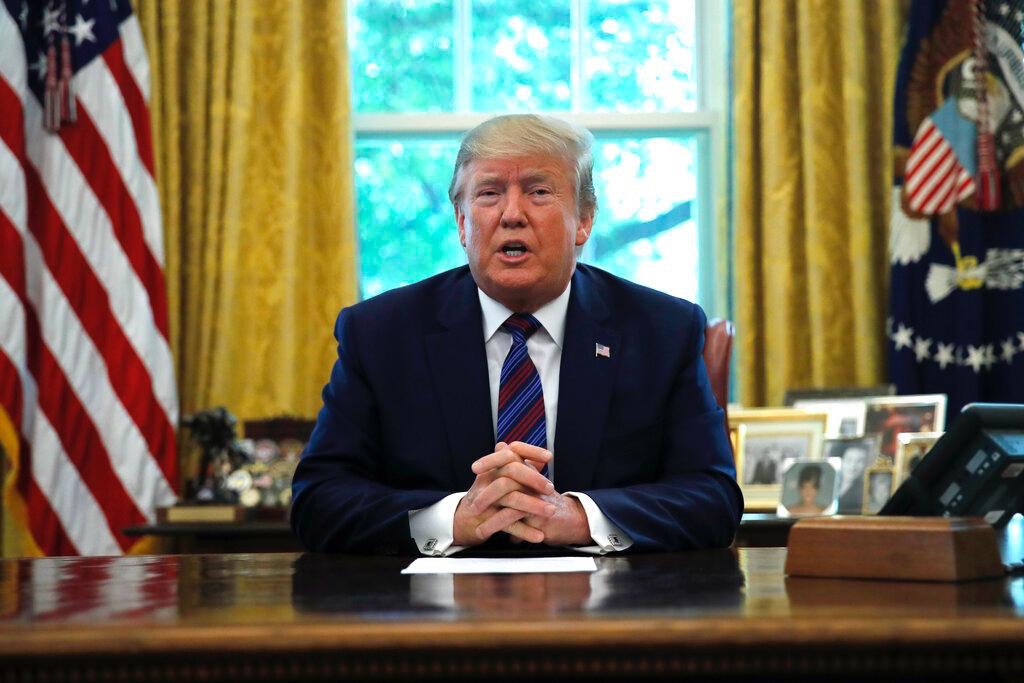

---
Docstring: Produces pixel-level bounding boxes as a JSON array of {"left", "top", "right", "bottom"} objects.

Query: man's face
[
  {"left": 799, "top": 480, "right": 818, "bottom": 504},
  {"left": 455, "top": 155, "right": 593, "bottom": 312}
]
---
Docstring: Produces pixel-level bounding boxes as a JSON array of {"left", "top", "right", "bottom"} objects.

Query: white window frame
[{"left": 351, "top": 0, "right": 729, "bottom": 315}]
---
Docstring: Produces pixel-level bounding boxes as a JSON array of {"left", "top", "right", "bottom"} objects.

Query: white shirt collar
[{"left": 477, "top": 281, "right": 572, "bottom": 349}]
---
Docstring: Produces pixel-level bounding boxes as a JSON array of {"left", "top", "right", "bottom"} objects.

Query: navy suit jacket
[{"left": 291, "top": 264, "right": 742, "bottom": 554}]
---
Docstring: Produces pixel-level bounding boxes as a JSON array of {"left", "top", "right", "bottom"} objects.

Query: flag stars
[
  {"left": 922, "top": 333, "right": 1024, "bottom": 371},
  {"left": 68, "top": 14, "right": 97, "bottom": 46},
  {"left": 30, "top": 52, "right": 47, "bottom": 79},
  {"left": 19, "top": 2, "right": 28, "bottom": 30},
  {"left": 41, "top": 5, "right": 60, "bottom": 35},
  {"left": 893, "top": 323, "right": 914, "bottom": 350},
  {"left": 1002, "top": 338, "right": 1018, "bottom": 363},
  {"left": 983, "top": 344, "right": 997, "bottom": 370},
  {"left": 965, "top": 345, "right": 987, "bottom": 373},
  {"left": 935, "top": 342, "right": 956, "bottom": 370},
  {"left": 913, "top": 336, "right": 932, "bottom": 362},
  {"left": 999, "top": 2, "right": 1011, "bottom": 15},
  {"left": 1015, "top": 110, "right": 1024, "bottom": 124}
]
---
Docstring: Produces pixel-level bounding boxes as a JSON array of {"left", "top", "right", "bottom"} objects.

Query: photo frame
[
  {"left": 824, "top": 435, "right": 882, "bottom": 514},
  {"left": 776, "top": 457, "right": 841, "bottom": 518},
  {"left": 728, "top": 423, "right": 744, "bottom": 461},
  {"left": 862, "top": 464, "right": 896, "bottom": 515},
  {"left": 783, "top": 384, "right": 895, "bottom": 406},
  {"left": 792, "top": 398, "right": 867, "bottom": 438},
  {"left": 894, "top": 431, "right": 944, "bottom": 486},
  {"left": 863, "top": 395, "right": 947, "bottom": 461},
  {"left": 730, "top": 408, "right": 828, "bottom": 512}
]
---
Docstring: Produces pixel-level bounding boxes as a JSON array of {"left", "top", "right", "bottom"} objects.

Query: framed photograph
[
  {"left": 776, "top": 457, "right": 841, "bottom": 518},
  {"left": 783, "top": 384, "right": 895, "bottom": 406},
  {"left": 894, "top": 431, "right": 943, "bottom": 486},
  {"left": 728, "top": 423, "right": 744, "bottom": 461},
  {"left": 824, "top": 435, "right": 882, "bottom": 514},
  {"left": 792, "top": 398, "right": 867, "bottom": 438},
  {"left": 863, "top": 394, "right": 946, "bottom": 461},
  {"left": 730, "top": 408, "right": 828, "bottom": 512},
  {"left": 862, "top": 465, "right": 895, "bottom": 515}
]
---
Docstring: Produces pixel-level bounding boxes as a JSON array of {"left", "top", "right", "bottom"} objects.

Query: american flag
[
  {"left": 0, "top": 0, "right": 178, "bottom": 556},
  {"left": 903, "top": 98, "right": 977, "bottom": 216}
]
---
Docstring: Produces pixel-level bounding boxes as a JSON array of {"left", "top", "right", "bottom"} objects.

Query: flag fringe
[{"left": 0, "top": 409, "right": 44, "bottom": 559}]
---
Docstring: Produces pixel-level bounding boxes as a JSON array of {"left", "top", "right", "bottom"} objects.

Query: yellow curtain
[
  {"left": 134, "top": 0, "right": 358, "bottom": 421},
  {"left": 733, "top": 0, "right": 907, "bottom": 406}
]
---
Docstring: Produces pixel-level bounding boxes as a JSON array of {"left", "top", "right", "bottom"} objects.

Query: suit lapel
[
  {"left": 554, "top": 268, "right": 620, "bottom": 492},
  {"left": 425, "top": 272, "right": 495, "bottom": 490}
]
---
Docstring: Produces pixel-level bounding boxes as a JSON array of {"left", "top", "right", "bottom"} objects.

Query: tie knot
[{"left": 502, "top": 313, "right": 542, "bottom": 341}]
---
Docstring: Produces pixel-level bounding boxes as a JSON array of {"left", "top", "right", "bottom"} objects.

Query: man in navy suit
[{"left": 291, "top": 114, "right": 742, "bottom": 555}]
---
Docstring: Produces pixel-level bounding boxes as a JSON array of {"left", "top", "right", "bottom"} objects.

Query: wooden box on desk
[
  {"left": 784, "top": 516, "right": 1004, "bottom": 581},
  {"left": 158, "top": 504, "right": 249, "bottom": 523},
  {"left": 157, "top": 505, "right": 289, "bottom": 524}
]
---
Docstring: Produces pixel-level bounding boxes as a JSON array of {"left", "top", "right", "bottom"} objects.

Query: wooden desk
[
  {"left": 124, "top": 521, "right": 304, "bottom": 553},
  {"left": 1, "top": 548, "right": 1023, "bottom": 681},
  {"left": 124, "top": 513, "right": 798, "bottom": 553}
]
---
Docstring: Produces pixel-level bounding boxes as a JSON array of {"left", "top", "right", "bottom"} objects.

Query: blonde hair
[{"left": 448, "top": 114, "right": 596, "bottom": 217}]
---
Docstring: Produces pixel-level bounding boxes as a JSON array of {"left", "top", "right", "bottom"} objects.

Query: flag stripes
[
  {"left": 904, "top": 119, "right": 976, "bottom": 215},
  {"left": 77, "top": 53, "right": 164, "bottom": 266},
  {"left": 56, "top": 98, "right": 169, "bottom": 340},
  {"left": 0, "top": 0, "right": 177, "bottom": 556},
  {"left": 99, "top": 39, "right": 156, "bottom": 178}
]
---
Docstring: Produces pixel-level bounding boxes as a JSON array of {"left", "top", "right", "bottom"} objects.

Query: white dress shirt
[{"left": 409, "top": 281, "right": 633, "bottom": 556}]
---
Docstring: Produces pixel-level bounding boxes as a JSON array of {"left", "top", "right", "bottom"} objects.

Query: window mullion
[{"left": 695, "top": 0, "right": 726, "bottom": 112}]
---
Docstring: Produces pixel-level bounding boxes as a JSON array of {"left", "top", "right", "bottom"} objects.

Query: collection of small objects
[{"left": 182, "top": 407, "right": 301, "bottom": 509}]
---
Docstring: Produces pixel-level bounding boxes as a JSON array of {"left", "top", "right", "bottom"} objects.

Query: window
[{"left": 348, "top": 0, "right": 728, "bottom": 312}]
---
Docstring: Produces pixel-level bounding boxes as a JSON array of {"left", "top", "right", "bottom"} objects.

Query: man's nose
[{"left": 500, "top": 188, "right": 527, "bottom": 227}]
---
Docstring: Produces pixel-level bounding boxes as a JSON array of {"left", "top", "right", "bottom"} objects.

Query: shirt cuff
[
  {"left": 408, "top": 492, "right": 469, "bottom": 556},
  {"left": 565, "top": 492, "right": 633, "bottom": 554}
]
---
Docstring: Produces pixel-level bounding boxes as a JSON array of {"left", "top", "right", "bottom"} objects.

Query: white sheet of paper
[{"left": 401, "top": 556, "right": 597, "bottom": 575}]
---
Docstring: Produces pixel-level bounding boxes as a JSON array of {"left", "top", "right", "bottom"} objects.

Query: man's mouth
[{"left": 501, "top": 243, "right": 527, "bottom": 257}]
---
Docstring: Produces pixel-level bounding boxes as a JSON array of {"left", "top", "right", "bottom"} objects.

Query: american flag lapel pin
[{"left": 595, "top": 342, "right": 611, "bottom": 358}]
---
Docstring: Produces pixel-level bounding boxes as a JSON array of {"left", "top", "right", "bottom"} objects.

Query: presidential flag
[
  {"left": 889, "top": 0, "right": 1024, "bottom": 420},
  {"left": 0, "top": 0, "right": 178, "bottom": 556}
]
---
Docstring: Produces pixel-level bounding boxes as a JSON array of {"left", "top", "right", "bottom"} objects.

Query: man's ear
[
  {"left": 455, "top": 204, "right": 467, "bottom": 247},
  {"left": 575, "top": 210, "right": 594, "bottom": 247}
]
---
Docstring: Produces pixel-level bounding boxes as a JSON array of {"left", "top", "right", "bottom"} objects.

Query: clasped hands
[{"left": 453, "top": 442, "right": 591, "bottom": 547}]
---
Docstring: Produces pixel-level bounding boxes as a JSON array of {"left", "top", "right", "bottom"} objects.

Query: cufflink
[
  {"left": 607, "top": 534, "right": 622, "bottom": 547},
  {"left": 423, "top": 538, "right": 438, "bottom": 552}
]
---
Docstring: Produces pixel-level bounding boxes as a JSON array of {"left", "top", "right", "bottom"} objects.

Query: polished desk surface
[
  {"left": 124, "top": 513, "right": 798, "bottom": 553},
  {"left": 2, "top": 547, "right": 1024, "bottom": 681}
]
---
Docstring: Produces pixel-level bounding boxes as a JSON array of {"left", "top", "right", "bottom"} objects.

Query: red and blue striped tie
[{"left": 496, "top": 313, "right": 548, "bottom": 477}]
